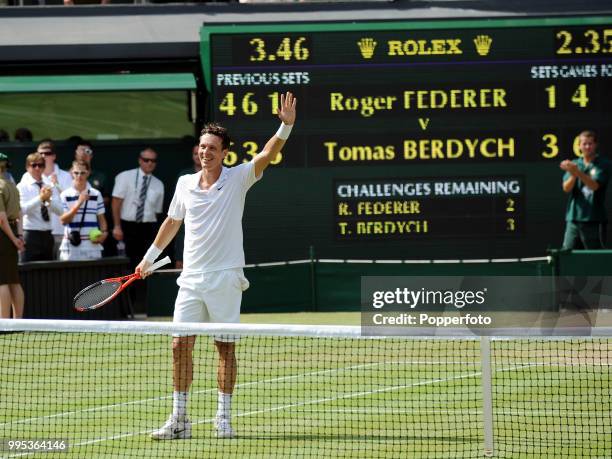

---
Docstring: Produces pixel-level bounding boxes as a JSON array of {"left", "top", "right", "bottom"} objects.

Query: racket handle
[{"left": 148, "top": 256, "right": 171, "bottom": 273}]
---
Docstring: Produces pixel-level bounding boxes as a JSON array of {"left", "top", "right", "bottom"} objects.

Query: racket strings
[{"left": 74, "top": 281, "right": 122, "bottom": 310}]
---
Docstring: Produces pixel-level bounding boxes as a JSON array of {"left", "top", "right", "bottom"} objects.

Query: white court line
[
  {"left": 4, "top": 358, "right": 567, "bottom": 430},
  {"left": 7, "top": 362, "right": 536, "bottom": 458},
  {"left": 501, "top": 361, "right": 612, "bottom": 367},
  {"left": 0, "top": 359, "right": 477, "bottom": 428}
]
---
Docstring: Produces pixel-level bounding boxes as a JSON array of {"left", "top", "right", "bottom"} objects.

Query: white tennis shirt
[{"left": 168, "top": 160, "right": 261, "bottom": 273}]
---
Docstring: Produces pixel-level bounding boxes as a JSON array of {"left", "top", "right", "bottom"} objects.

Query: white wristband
[
  {"left": 275, "top": 123, "right": 293, "bottom": 140},
  {"left": 144, "top": 245, "right": 162, "bottom": 264}
]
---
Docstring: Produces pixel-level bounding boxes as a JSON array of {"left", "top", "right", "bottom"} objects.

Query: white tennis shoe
[
  {"left": 214, "top": 415, "right": 235, "bottom": 438},
  {"left": 150, "top": 415, "right": 192, "bottom": 440}
]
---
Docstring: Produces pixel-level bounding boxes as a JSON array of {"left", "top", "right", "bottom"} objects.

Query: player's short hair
[
  {"left": 579, "top": 130, "right": 597, "bottom": 142},
  {"left": 200, "top": 123, "right": 231, "bottom": 150}
]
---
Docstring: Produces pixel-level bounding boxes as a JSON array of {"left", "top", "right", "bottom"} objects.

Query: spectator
[
  {"left": 17, "top": 153, "right": 62, "bottom": 262},
  {"left": 1, "top": 153, "right": 15, "bottom": 184},
  {"left": 14, "top": 128, "right": 33, "bottom": 143},
  {"left": 64, "top": 0, "right": 110, "bottom": 4},
  {"left": 0, "top": 129, "right": 9, "bottom": 142},
  {"left": 59, "top": 161, "right": 107, "bottom": 261},
  {"left": 0, "top": 152, "right": 25, "bottom": 319},
  {"left": 174, "top": 144, "right": 201, "bottom": 269},
  {"left": 177, "top": 144, "right": 202, "bottom": 178},
  {"left": 112, "top": 148, "right": 164, "bottom": 312},
  {"left": 36, "top": 140, "right": 72, "bottom": 258},
  {"left": 66, "top": 135, "right": 84, "bottom": 150},
  {"left": 560, "top": 130, "right": 610, "bottom": 249},
  {"left": 75, "top": 140, "right": 109, "bottom": 201},
  {"left": 2, "top": 171, "right": 15, "bottom": 184},
  {"left": 73, "top": 139, "right": 114, "bottom": 256}
]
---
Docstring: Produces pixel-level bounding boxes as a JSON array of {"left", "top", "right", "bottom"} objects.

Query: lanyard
[{"left": 135, "top": 169, "right": 153, "bottom": 192}]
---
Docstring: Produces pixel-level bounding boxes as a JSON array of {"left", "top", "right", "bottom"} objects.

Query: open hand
[{"left": 277, "top": 92, "right": 297, "bottom": 126}]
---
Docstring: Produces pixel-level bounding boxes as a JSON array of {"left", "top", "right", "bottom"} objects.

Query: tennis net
[{"left": 0, "top": 319, "right": 610, "bottom": 458}]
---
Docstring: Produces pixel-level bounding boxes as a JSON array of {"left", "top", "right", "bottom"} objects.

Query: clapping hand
[
  {"left": 39, "top": 186, "right": 52, "bottom": 202},
  {"left": 560, "top": 160, "right": 579, "bottom": 175}
]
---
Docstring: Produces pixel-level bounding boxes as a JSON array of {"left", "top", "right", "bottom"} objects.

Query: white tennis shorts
[{"left": 173, "top": 268, "right": 250, "bottom": 342}]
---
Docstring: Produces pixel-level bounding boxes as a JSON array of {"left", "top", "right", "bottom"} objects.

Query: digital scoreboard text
[{"left": 202, "top": 17, "right": 611, "bottom": 260}]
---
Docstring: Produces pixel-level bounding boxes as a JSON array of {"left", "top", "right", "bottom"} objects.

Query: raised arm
[
  {"left": 254, "top": 92, "right": 297, "bottom": 178},
  {"left": 20, "top": 194, "right": 39, "bottom": 214},
  {"left": 48, "top": 187, "right": 63, "bottom": 216},
  {"left": 60, "top": 190, "right": 88, "bottom": 225}
]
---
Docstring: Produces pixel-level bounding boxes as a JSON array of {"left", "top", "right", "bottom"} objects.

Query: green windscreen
[{"left": 0, "top": 91, "right": 193, "bottom": 141}]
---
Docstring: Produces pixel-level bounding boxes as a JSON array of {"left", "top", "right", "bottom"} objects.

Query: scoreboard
[{"left": 200, "top": 16, "right": 612, "bottom": 262}]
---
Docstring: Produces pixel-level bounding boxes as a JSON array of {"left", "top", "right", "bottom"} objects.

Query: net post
[{"left": 480, "top": 336, "right": 494, "bottom": 457}]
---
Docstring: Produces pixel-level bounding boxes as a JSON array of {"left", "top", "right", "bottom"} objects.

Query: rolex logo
[
  {"left": 357, "top": 38, "right": 377, "bottom": 59},
  {"left": 473, "top": 35, "right": 492, "bottom": 56}
]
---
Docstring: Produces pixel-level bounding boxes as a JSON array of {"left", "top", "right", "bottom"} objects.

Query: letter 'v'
[{"left": 418, "top": 118, "right": 430, "bottom": 130}]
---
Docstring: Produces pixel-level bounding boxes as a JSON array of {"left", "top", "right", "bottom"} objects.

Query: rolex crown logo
[
  {"left": 357, "top": 38, "right": 377, "bottom": 59},
  {"left": 473, "top": 35, "right": 492, "bottom": 56}
]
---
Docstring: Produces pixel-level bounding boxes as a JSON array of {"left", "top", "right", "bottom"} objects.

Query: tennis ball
[{"left": 89, "top": 228, "right": 103, "bottom": 242}]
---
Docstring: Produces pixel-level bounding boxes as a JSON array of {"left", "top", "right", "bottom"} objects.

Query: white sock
[
  {"left": 172, "top": 391, "right": 188, "bottom": 418},
  {"left": 217, "top": 391, "right": 232, "bottom": 419}
]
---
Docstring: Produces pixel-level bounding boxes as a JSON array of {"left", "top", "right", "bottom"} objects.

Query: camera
[{"left": 69, "top": 230, "right": 81, "bottom": 246}]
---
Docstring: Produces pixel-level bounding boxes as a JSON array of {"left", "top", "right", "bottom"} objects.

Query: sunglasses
[
  {"left": 39, "top": 151, "right": 55, "bottom": 156},
  {"left": 72, "top": 171, "right": 88, "bottom": 176},
  {"left": 30, "top": 163, "right": 45, "bottom": 168},
  {"left": 140, "top": 157, "right": 157, "bottom": 163}
]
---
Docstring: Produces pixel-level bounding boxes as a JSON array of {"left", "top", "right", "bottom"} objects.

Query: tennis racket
[{"left": 73, "top": 256, "right": 171, "bottom": 312}]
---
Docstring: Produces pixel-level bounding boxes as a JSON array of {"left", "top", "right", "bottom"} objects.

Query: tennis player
[{"left": 137, "top": 92, "right": 296, "bottom": 440}]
